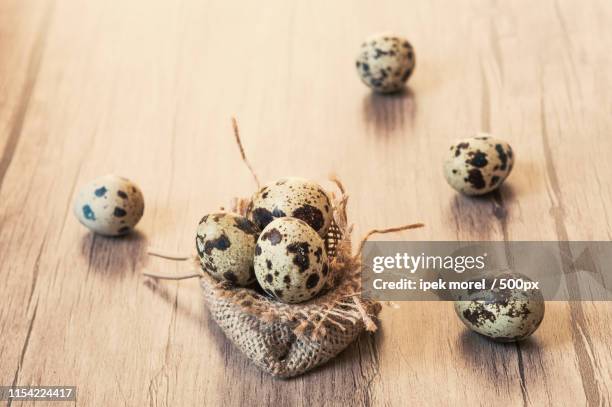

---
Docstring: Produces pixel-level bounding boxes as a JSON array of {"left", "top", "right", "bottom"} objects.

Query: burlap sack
[{"left": 199, "top": 180, "right": 382, "bottom": 378}]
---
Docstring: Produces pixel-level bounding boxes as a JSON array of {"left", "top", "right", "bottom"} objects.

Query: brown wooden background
[{"left": 1, "top": 0, "right": 611, "bottom": 405}]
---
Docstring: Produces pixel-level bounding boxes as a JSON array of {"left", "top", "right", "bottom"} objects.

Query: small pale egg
[
  {"left": 356, "top": 33, "right": 415, "bottom": 93},
  {"left": 248, "top": 177, "right": 332, "bottom": 238},
  {"left": 254, "top": 217, "right": 329, "bottom": 303},
  {"left": 73, "top": 174, "right": 144, "bottom": 236},
  {"left": 454, "top": 273, "right": 545, "bottom": 342},
  {"left": 444, "top": 134, "right": 514, "bottom": 195},
  {"left": 196, "top": 212, "right": 259, "bottom": 286}
]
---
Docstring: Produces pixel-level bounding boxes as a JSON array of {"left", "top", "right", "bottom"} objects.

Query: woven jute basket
[{"left": 144, "top": 119, "right": 423, "bottom": 378}]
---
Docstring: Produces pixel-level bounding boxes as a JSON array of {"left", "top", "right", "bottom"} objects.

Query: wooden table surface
[{"left": 1, "top": 0, "right": 611, "bottom": 405}]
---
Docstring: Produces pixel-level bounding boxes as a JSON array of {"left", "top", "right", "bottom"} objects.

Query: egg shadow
[
  {"left": 458, "top": 327, "right": 540, "bottom": 350},
  {"left": 79, "top": 229, "right": 148, "bottom": 277},
  {"left": 447, "top": 184, "right": 517, "bottom": 238},
  {"left": 362, "top": 86, "right": 416, "bottom": 136},
  {"left": 456, "top": 328, "right": 543, "bottom": 370}
]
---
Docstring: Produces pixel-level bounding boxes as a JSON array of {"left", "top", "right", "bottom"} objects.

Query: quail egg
[
  {"left": 196, "top": 212, "right": 259, "bottom": 286},
  {"left": 254, "top": 217, "right": 329, "bottom": 303},
  {"left": 454, "top": 273, "right": 545, "bottom": 342},
  {"left": 444, "top": 134, "right": 514, "bottom": 195},
  {"left": 356, "top": 33, "right": 415, "bottom": 93},
  {"left": 248, "top": 177, "right": 333, "bottom": 238},
  {"left": 73, "top": 174, "right": 144, "bottom": 236}
]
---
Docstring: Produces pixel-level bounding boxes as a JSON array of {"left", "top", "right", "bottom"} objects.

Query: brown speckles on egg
[
  {"left": 455, "top": 142, "right": 470, "bottom": 157},
  {"left": 505, "top": 302, "right": 531, "bottom": 318},
  {"left": 286, "top": 241, "right": 310, "bottom": 272},
  {"left": 203, "top": 234, "right": 231, "bottom": 255},
  {"left": 462, "top": 307, "right": 496, "bottom": 327},
  {"left": 466, "top": 151, "right": 488, "bottom": 168},
  {"left": 495, "top": 144, "right": 509, "bottom": 171},
  {"left": 306, "top": 273, "right": 320, "bottom": 289},
  {"left": 261, "top": 228, "right": 283, "bottom": 245},
  {"left": 251, "top": 207, "right": 274, "bottom": 230},
  {"left": 466, "top": 169, "right": 486, "bottom": 190},
  {"left": 292, "top": 204, "right": 324, "bottom": 233}
]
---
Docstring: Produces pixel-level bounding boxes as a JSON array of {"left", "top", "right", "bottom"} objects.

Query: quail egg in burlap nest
[
  {"left": 254, "top": 217, "right": 329, "bottom": 303},
  {"left": 248, "top": 177, "right": 333, "bottom": 238},
  {"left": 196, "top": 212, "right": 260, "bottom": 286}
]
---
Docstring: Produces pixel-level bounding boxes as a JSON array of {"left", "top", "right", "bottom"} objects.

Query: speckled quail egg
[
  {"left": 73, "top": 174, "right": 144, "bottom": 236},
  {"left": 444, "top": 134, "right": 514, "bottom": 195},
  {"left": 454, "top": 273, "right": 545, "bottom": 342},
  {"left": 254, "top": 217, "right": 329, "bottom": 303},
  {"left": 248, "top": 177, "right": 333, "bottom": 238},
  {"left": 196, "top": 212, "right": 259, "bottom": 286},
  {"left": 355, "top": 33, "right": 415, "bottom": 93}
]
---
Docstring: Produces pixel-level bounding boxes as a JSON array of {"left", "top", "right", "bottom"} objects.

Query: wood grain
[{"left": 1, "top": 0, "right": 611, "bottom": 405}]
